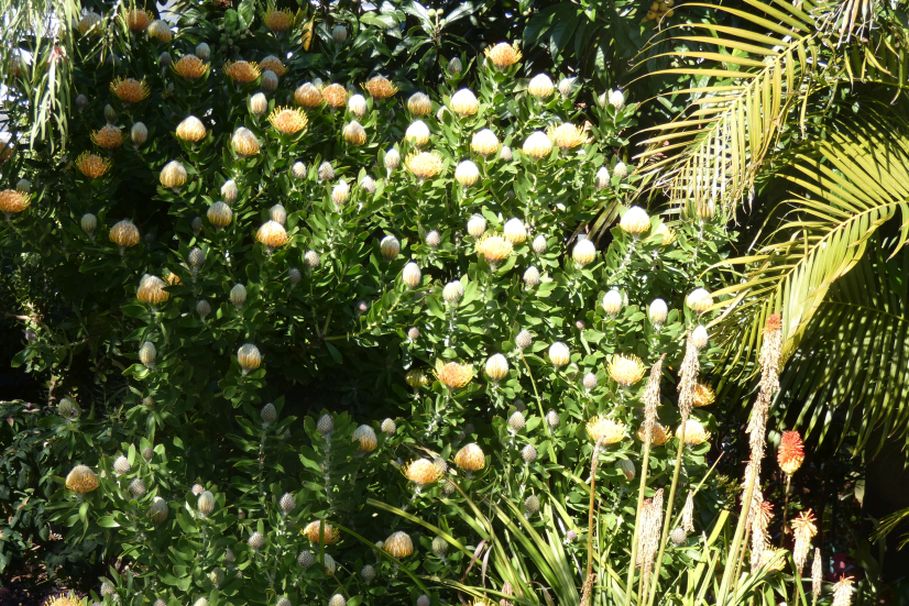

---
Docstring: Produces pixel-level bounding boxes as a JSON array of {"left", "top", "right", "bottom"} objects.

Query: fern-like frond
[{"left": 711, "top": 116, "right": 909, "bottom": 368}]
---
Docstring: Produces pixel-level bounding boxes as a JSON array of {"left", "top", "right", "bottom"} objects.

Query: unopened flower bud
[
  {"left": 402, "top": 262, "right": 421, "bottom": 288},
  {"left": 279, "top": 492, "right": 295, "bottom": 513},
  {"left": 523, "top": 266, "right": 541, "bottom": 287},
  {"left": 583, "top": 372, "right": 598, "bottom": 390},
  {"left": 148, "top": 496, "right": 169, "bottom": 524},
  {"left": 139, "top": 341, "right": 157, "bottom": 367},
  {"left": 230, "top": 283, "right": 247, "bottom": 307},
  {"left": 195, "top": 42, "right": 210, "bottom": 60},
  {"left": 608, "top": 89, "right": 625, "bottom": 110},
  {"left": 596, "top": 166, "right": 610, "bottom": 189},
  {"left": 384, "top": 149, "right": 400, "bottom": 171},
  {"left": 221, "top": 179, "right": 238, "bottom": 204},
  {"left": 507, "top": 410, "right": 525, "bottom": 431},
  {"left": 467, "top": 214, "right": 487, "bottom": 237},
  {"left": 81, "top": 213, "right": 98, "bottom": 235},
  {"left": 248, "top": 531, "right": 266, "bottom": 550},
  {"left": 360, "top": 564, "right": 376, "bottom": 582},
  {"left": 546, "top": 410, "right": 560, "bottom": 427},
  {"left": 359, "top": 175, "right": 376, "bottom": 194},
  {"left": 249, "top": 92, "right": 268, "bottom": 115},
  {"left": 292, "top": 162, "right": 306, "bottom": 179},
  {"left": 129, "top": 478, "right": 146, "bottom": 497},
  {"left": 197, "top": 490, "right": 215, "bottom": 515},
  {"left": 318, "top": 161, "right": 334, "bottom": 181},
  {"left": 515, "top": 329, "right": 532, "bottom": 350},
  {"left": 521, "top": 444, "right": 537, "bottom": 463},
  {"left": 484, "top": 353, "right": 509, "bottom": 382},
  {"left": 381, "top": 418, "right": 396, "bottom": 435},
  {"left": 447, "top": 57, "right": 462, "bottom": 74},
  {"left": 260, "top": 402, "right": 278, "bottom": 424},
  {"left": 691, "top": 325, "right": 709, "bottom": 350},
  {"left": 442, "top": 280, "right": 464, "bottom": 305},
  {"left": 196, "top": 299, "right": 211, "bottom": 320},
  {"left": 432, "top": 535, "right": 448, "bottom": 556},
  {"left": 331, "top": 24, "right": 348, "bottom": 43},
  {"left": 649, "top": 299, "right": 668, "bottom": 326},
  {"left": 304, "top": 250, "right": 320, "bottom": 269},
  {"left": 113, "top": 455, "right": 131, "bottom": 475},
  {"left": 380, "top": 235, "right": 400, "bottom": 259},
  {"left": 524, "top": 495, "right": 540, "bottom": 515},
  {"left": 601, "top": 289, "right": 624, "bottom": 315},
  {"left": 317, "top": 414, "right": 334, "bottom": 435},
  {"left": 288, "top": 267, "right": 302, "bottom": 285}
]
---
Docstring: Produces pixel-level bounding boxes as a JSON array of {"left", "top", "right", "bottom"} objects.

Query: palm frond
[{"left": 711, "top": 114, "right": 909, "bottom": 368}]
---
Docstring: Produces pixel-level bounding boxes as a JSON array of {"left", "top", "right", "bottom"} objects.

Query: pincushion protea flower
[
  {"left": 90, "top": 125, "right": 124, "bottom": 149},
  {"left": 223, "top": 60, "right": 260, "bottom": 84},
  {"left": 342, "top": 120, "right": 367, "bottom": 145},
  {"left": 522, "top": 131, "right": 553, "bottom": 159},
  {"left": 777, "top": 430, "right": 805, "bottom": 475},
  {"left": 484, "top": 42, "right": 522, "bottom": 68},
  {"left": 303, "top": 520, "right": 340, "bottom": 544},
  {"left": 321, "top": 83, "right": 348, "bottom": 108},
  {"left": 75, "top": 152, "right": 111, "bottom": 179},
  {"left": 454, "top": 443, "right": 486, "bottom": 471},
  {"left": 294, "top": 82, "right": 323, "bottom": 107},
  {"left": 692, "top": 383, "right": 715, "bottom": 407},
  {"left": 263, "top": 8, "right": 295, "bottom": 32},
  {"left": 637, "top": 422, "right": 671, "bottom": 446},
  {"left": 476, "top": 234, "right": 513, "bottom": 264},
  {"left": 110, "top": 77, "right": 150, "bottom": 103},
  {"left": 586, "top": 416, "right": 626, "bottom": 445},
  {"left": 435, "top": 360, "right": 475, "bottom": 389},
  {"left": 384, "top": 531, "right": 414, "bottom": 558},
  {"left": 471, "top": 128, "right": 500, "bottom": 156},
  {"left": 231, "top": 127, "right": 260, "bottom": 156},
  {"left": 449, "top": 89, "right": 479, "bottom": 116},
  {"left": 548, "top": 122, "right": 588, "bottom": 149},
  {"left": 0, "top": 189, "right": 30, "bottom": 214},
  {"left": 404, "top": 458, "right": 443, "bottom": 486},
  {"left": 109, "top": 219, "right": 140, "bottom": 248},
  {"left": 137, "top": 274, "right": 169, "bottom": 305},
  {"left": 159, "top": 160, "right": 187, "bottom": 188},
  {"left": 125, "top": 8, "right": 151, "bottom": 31},
  {"left": 353, "top": 424, "right": 378, "bottom": 452},
  {"left": 619, "top": 206, "right": 651, "bottom": 235},
  {"left": 175, "top": 116, "right": 206, "bottom": 142},
  {"left": 173, "top": 54, "right": 209, "bottom": 79},
  {"left": 405, "top": 151, "right": 444, "bottom": 179},
  {"left": 364, "top": 75, "right": 398, "bottom": 99},
  {"left": 256, "top": 220, "right": 288, "bottom": 248},
  {"left": 258, "top": 55, "right": 287, "bottom": 76},
  {"left": 677, "top": 418, "right": 709, "bottom": 445},
  {"left": 147, "top": 19, "right": 172, "bottom": 42},
  {"left": 527, "top": 73, "right": 555, "bottom": 97},
  {"left": 268, "top": 107, "right": 308, "bottom": 135},
  {"left": 608, "top": 354, "right": 646, "bottom": 387},
  {"left": 65, "top": 464, "right": 99, "bottom": 494},
  {"left": 407, "top": 92, "right": 432, "bottom": 116}
]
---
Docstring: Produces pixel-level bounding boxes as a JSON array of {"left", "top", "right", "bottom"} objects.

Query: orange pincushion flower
[
  {"left": 777, "top": 430, "right": 805, "bottom": 475},
  {"left": 75, "top": 152, "right": 111, "bottom": 179},
  {"left": 484, "top": 42, "right": 522, "bottom": 68},
  {"left": 435, "top": 361, "right": 474, "bottom": 390},
  {"left": 268, "top": 107, "right": 309, "bottom": 135},
  {"left": 303, "top": 520, "right": 340, "bottom": 544},
  {"left": 294, "top": 82, "right": 323, "bottom": 108},
  {"left": 90, "top": 124, "right": 124, "bottom": 149},
  {"left": 263, "top": 8, "right": 295, "bottom": 32},
  {"left": 363, "top": 75, "right": 398, "bottom": 99},
  {"left": 223, "top": 60, "right": 260, "bottom": 84},
  {"left": 258, "top": 55, "right": 287, "bottom": 76},
  {"left": 125, "top": 8, "right": 152, "bottom": 31},
  {"left": 173, "top": 55, "right": 209, "bottom": 79},
  {"left": 404, "top": 458, "right": 443, "bottom": 486},
  {"left": 321, "top": 83, "right": 348, "bottom": 108},
  {"left": 0, "top": 189, "right": 29, "bottom": 214},
  {"left": 110, "top": 77, "right": 150, "bottom": 103},
  {"left": 636, "top": 422, "right": 671, "bottom": 446}
]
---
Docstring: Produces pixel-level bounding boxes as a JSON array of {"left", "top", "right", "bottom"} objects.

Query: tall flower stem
[{"left": 582, "top": 439, "right": 603, "bottom": 606}]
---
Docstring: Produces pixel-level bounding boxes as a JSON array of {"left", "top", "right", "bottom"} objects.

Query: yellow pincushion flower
[
  {"left": 264, "top": 8, "right": 295, "bottom": 32},
  {"left": 65, "top": 464, "right": 99, "bottom": 494},
  {"left": 321, "top": 83, "right": 348, "bottom": 108},
  {"left": 231, "top": 127, "right": 261, "bottom": 156},
  {"left": 75, "top": 152, "right": 111, "bottom": 179},
  {"left": 173, "top": 55, "right": 209, "bottom": 79},
  {"left": 43, "top": 591, "right": 87, "bottom": 606},
  {"left": 294, "top": 82, "right": 323, "bottom": 107},
  {"left": 586, "top": 416, "right": 626, "bottom": 445},
  {"left": 677, "top": 418, "right": 709, "bottom": 445},
  {"left": 110, "top": 77, "right": 150, "bottom": 103},
  {"left": 137, "top": 274, "right": 169, "bottom": 305},
  {"left": 405, "top": 151, "right": 444, "bottom": 180},
  {"left": 484, "top": 42, "right": 522, "bottom": 68},
  {"left": 454, "top": 443, "right": 486, "bottom": 472},
  {"left": 90, "top": 125, "right": 124, "bottom": 149},
  {"left": 384, "top": 531, "right": 414, "bottom": 558},
  {"left": 175, "top": 117, "right": 207, "bottom": 142},
  {"left": 0, "top": 189, "right": 30, "bottom": 214},
  {"left": 435, "top": 360, "right": 474, "bottom": 390},
  {"left": 475, "top": 234, "right": 513, "bottom": 264},
  {"left": 692, "top": 383, "right": 715, "bottom": 407},
  {"left": 548, "top": 122, "right": 589, "bottom": 149},
  {"left": 607, "top": 354, "right": 646, "bottom": 387},
  {"left": 258, "top": 55, "right": 287, "bottom": 76},
  {"left": 124, "top": 8, "right": 151, "bottom": 31},
  {"left": 637, "top": 423, "right": 671, "bottom": 446},
  {"left": 223, "top": 60, "right": 261, "bottom": 84},
  {"left": 109, "top": 220, "right": 140, "bottom": 248},
  {"left": 303, "top": 520, "right": 340, "bottom": 544},
  {"left": 256, "top": 220, "right": 288, "bottom": 248},
  {"left": 363, "top": 75, "right": 398, "bottom": 99},
  {"left": 404, "top": 458, "right": 443, "bottom": 486},
  {"left": 268, "top": 107, "right": 309, "bottom": 135}
]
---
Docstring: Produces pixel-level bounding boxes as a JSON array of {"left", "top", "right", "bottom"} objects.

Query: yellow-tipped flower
[
  {"left": 407, "top": 92, "right": 432, "bottom": 116},
  {"left": 692, "top": 383, "right": 715, "bottom": 407},
  {"left": 607, "top": 354, "right": 646, "bottom": 387},
  {"left": 294, "top": 82, "right": 323, "bottom": 108},
  {"left": 259, "top": 55, "right": 287, "bottom": 76},
  {"left": 263, "top": 8, "right": 295, "bottom": 32},
  {"left": 268, "top": 107, "right": 309, "bottom": 135},
  {"left": 484, "top": 353, "right": 509, "bottom": 382},
  {"left": 404, "top": 458, "right": 443, "bottom": 486},
  {"left": 223, "top": 60, "right": 260, "bottom": 84},
  {"left": 110, "top": 77, "right": 150, "bottom": 103},
  {"left": 342, "top": 120, "right": 367, "bottom": 145},
  {"left": 303, "top": 520, "right": 340, "bottom": 544},
  {"left": 475, "top": 234, "right": 513, "bottom": 264},
  {"left": 522, "top": 131, "right": 553, "bottom": 159},
  {"left": 449, "top": 89, "right": 479, "bottom": 116},
  {"left": 454, "top": 443, "right": 486, "bottom": 471},
  {"left": 435, "top": 360, "right": 475, "bottom": 390},
  {"left": 405, "top": 120, "right": 431, "bottom": 146},
  {"left": 527, "top": 74, "right": 554, "bottom": 98},
  {"left": 207, "top": 202, "right": 232, "bottom": 228},
  {"left": 125, "top": 8, "right": 151, "bottom": 31},
  {"left": 619, "top": 206, "right": 651, "bottom": 235},
  {"left": 147, "top": 19, "right": 172, "bottom": 42},
  {"left": 42, "top": 591, "right": 86, "bottom": 606},
  {"left": 159, "top": 160, "right": 187, "bottom": 189},
  {"left": 677, "top": 418, "right": 709, "bottom": 445},
  {"left": 0, "top": 189, "right": 30, "bottom": 215},
  {"left": 231, "top": 127, "right": 261, "bottom": 156},
  {"left": 384, "top": 531, "right": 414, "bottom": 558},
  {"left": 484, "top": 42, "right": 522, "bottom": 68},
  {"left": 75, "top": 152, "right": 111, "bottom": 179},
  {"left": 364, "top": 75, "right": 398, "bottom": 99},
  {"left": 65, "top": 464, "right": 99, "bottom": 494},
  {"left": 137, "top": 274, "right": 169, "bottom": 305},
  {"left": 256, "top": 220, "right": 288, "bottom": 249},
  {"left": 173, "top": 55, "right": 209, "bottom": 79},
  {"left": 470, "top": 128, "right": 500, "bottom": 156},
  {"left": 685, "top": 288, "right": 713, "bottom": 312},
  {"left": 777, "top": 430, "right": 805, "bottom": 475},
  {"left": 321, "top": 83, "right": 348, "bottom": 108},
  {"left": 109, "top": 219, "right": 140, "bottom": 248},
  {"left": 548, "top": 122, "right": 588, "bottom": 149},
  {"left": 637, "top": 422, "right": 671, "bottom": 446},
  {"left": 90, "top": 125, "right": 124, "bottom": 149},
  {"left": 586, "top": 416, "right": 626, "bottom": 445},
  {"left": 175, "top": 116, "right": 207, "bottom": 142},
  {"left": 405, "top": 151, "right": 444, "bottom": 180}
]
